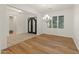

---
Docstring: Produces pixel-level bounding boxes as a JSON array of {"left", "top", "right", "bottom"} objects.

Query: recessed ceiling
[{"left": 8, "top": 4, "right": 73, "bottom": 15}]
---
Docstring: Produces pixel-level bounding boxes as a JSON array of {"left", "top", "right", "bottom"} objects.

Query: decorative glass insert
[
  {"left": 53, "top": 16, "right": 57, "bottom": 28},
  {"left": 58, "top": 16, "right": 64, "bottom": 29}
]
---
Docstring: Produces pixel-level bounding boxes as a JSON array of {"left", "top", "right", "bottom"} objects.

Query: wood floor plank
[{"left": 2, "top": 34, "right": 79, "bottom": 54}]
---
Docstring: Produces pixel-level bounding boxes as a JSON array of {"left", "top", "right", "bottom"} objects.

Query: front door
[{"left": 28, "top": 17, "right": 37, "bottom": 34}]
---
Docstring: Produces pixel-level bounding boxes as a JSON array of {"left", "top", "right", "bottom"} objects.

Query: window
[
  {"left": 53, "top": 16, "right": 57, "bottom": 28},
  {"left": 58, "top": 16, "right": 64, "bottom": 29}
]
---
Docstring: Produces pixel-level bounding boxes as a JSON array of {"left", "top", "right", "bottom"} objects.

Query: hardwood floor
[
  {"left": 7, "top": 33, "right": 36, "bottom": 47},
  {"left": 2, "top": 34, "right": 79, "bottom": 54}
]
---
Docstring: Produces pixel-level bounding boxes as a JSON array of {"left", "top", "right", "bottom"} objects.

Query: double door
[{"left": 28, "top": 17, "right": 37, "bottom": 34}]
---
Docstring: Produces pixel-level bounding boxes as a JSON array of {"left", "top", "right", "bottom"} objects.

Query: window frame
[
  {"left": 52, "top": 16, "right": 57, "bottom": 28},
  {"left": 58, "top": 15, "right": 64, "bottom": 29}
]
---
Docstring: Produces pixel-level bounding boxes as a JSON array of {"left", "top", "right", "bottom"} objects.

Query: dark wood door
[{"left": 28, "top": 17, "right": 37, "bottom": 34}]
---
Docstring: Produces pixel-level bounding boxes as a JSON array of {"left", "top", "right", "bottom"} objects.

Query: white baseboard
[
  {"left": 73, "top": 37, "right": 79, "bottom": 50},
  {"left": 0, "top": 37, "right": 7, "bottom": 50}
]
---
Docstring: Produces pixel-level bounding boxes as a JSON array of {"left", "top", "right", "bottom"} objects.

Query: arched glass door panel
[{"left": 28, "top": 17, "right": 37, "bottom": 34}]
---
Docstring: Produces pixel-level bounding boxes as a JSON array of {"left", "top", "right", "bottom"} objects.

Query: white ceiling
[{"left": 8, "top": 4, "right": 73, "bottom": 15}]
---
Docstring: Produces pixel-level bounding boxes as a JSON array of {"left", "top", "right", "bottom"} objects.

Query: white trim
[{"left": 73, "top": 36, "right": 79, "bottom": 50}]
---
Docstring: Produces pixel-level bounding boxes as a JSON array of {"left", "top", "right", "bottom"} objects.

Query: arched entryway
[{"left": 28, "top": 17, "right": 37, "bottom": 34}]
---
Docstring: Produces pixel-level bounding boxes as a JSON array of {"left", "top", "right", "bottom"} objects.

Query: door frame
[{"left": 28, "top": 17, "right": 37, "bottom": 34}]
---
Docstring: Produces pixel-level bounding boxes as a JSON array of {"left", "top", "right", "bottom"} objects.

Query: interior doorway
[
  {"left": 9, "top": 15, "right": 16, "bottom": 35},
  {"left": 28, "top": 17, "right": 37, "bottom": 34}
]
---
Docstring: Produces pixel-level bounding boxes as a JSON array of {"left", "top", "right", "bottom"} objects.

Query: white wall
[
  {"left": 73, "top": 5, "right": 79, "bottom": 50},
  {"left": 7, "top": 6, "right": 40, "bottom": 34},
  {"left": 7, "top": 7, "right": 27, "bottom": 34},
  {"left": 37, "top": 16, "right": 43, "bottom": 35},
  {"left": 15, "top": 13, "right": 27, "bottom": 34},
  {"left": 0, "top": 5, "right": 9, "bottom": 50},
  {"left": 0, "top": 6, "right": 41, "bottom": 50},
  {"left": 41, "top": 8, "right": 73, "bottom": 37},
  {"left": 7, "top": 6, "right": 45, "bottom": 35}
]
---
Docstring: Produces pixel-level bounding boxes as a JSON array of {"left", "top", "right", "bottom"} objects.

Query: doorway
[
  {"left": 9, "top": 15, "right": 16, "bottom": 35},
  {"left": 28, "top": 17, "right": 37, "bottom": 34}
]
